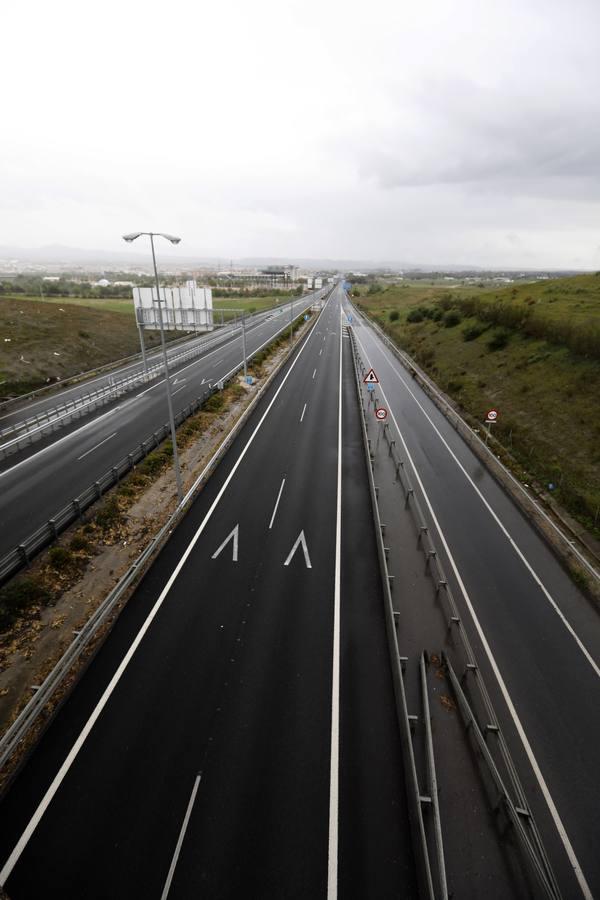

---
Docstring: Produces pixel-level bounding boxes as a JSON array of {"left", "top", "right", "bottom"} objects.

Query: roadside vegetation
[
  {"left": 0, "top": 291, "right": 300, "bottom": 399},
  {"left": 0, "top": 308, "right": 312, "bottom": 645},
  {"left": 355, "top": 274, "right": 600, "bottom": 539}
]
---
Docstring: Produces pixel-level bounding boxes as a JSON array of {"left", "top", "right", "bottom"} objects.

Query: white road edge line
[
  {"left": 300, "top": 403, "right": 307, "bottom": 423},
  {"left": 160, "top": 773, "right": 202, "bottom": 900},
  {"left": 352, "top": 325, "right": 593, "bottom": 900},
  {"left": 0, "top": 404, "right": 128, "bottom": 482},
  {"left": 327, "top": 301, "right": 343, "bottom": 900},
  {"left": 0, "top": 295, "right": 330, "bottom": 889},
  {"left": 76, "top": 432, "right": 118, "bottom": 461},
  {"left": 358, "top": 323, "right": 600, "bottom": 678},
  {"left": 269, "top": 478, "right": 286, "bottom": 530}
]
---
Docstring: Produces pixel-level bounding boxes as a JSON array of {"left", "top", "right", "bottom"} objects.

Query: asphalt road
[
  {"left": 0, "top": 295, "right": 320, "bottom": 558},
  {"left": 346, "top": 299, "right": 600, "bottom": 899},
  {"left": 0, "top": 285, "right": 416, "bottom": 898},
  {"left": 0, "top": 299, "right": 300, "bottom": 430}
]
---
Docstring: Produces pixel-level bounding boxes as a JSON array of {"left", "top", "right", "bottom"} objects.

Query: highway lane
[
  {"left": 0, "top": 295, "right": 317, "bottom": 559},
  {"left": 0, "top": 284, "right": 415, "bottom": 898},
  {"left": 346, "top": 299, "right": 600, "bottom": 898},
  {"left": 0, "top": 298, "right": 304, "bottom": 431}
]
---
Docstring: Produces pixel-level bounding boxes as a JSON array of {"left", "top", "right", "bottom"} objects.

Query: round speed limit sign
[
  {"left": 486, "top": 409, "right": 498, "bottom": 422},
  {"left": 375, "top": 407, "right": 388, "bottom": 421}
]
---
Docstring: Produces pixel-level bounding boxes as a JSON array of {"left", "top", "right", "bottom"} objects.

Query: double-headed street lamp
[{"left": 122, "top": 231, "right": 184, "bottom": 503}]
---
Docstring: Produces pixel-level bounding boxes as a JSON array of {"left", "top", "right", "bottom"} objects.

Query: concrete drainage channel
[
  {"left": 0, "top": 308, "right": 323, "bottom": 782},
  {"left": 349, "top": 326, "right": 561, "bottom": 900}
]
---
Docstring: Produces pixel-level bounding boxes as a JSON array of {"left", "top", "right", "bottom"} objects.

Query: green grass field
[
  {"left": 356, "top": 274, "right": 600, "bottom": 537},
  {"left": 0, "top": 293, "right": 288, "bottom": 399}
]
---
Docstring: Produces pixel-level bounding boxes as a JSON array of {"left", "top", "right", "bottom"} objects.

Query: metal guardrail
[
  {"left": 0, "top": 305, "right": 317, "bottom": 587},
  {"left": 350, "top": 327, "right": 561, "bottom": 900},
  {"left": 352, "top": 303, "right": 600, "bottom": 586},
  {"left": 0, "top": 326, "right": 243, "bottom": 458},
  {"left": 0, "top": 329, "right": 197, "bottom": 413},
  {"left": 347, "top": 323, "right": 444, "bottom": 900},
  {"left": 0, "top": 305, "right": 326, "bottom": 774}
]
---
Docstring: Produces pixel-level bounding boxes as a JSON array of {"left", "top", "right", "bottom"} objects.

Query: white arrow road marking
[
  {"left": 283, "top": 530, "right": 312, "bottom": 569},
  {"left": 211, "top": 524, "right": 239, "bottom": 562}
]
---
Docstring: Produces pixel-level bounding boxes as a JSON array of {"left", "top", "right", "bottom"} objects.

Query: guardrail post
[
  {"left": 72, "top": 498, "right": 82, "bottom": 519},
  {"left": 112, "top": 467, "right": 119, "bottom": 484},
  {"left": 48, "top": 518, "right": 58, "bottom": 539},
  {"left": 95, "top": 482, "right": 102, "bottom": 499},
  {"left": 17, "top": 545, "right": 29, "bottom": 566}
]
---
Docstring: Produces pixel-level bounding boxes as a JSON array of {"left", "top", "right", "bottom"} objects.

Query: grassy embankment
[
  {"left": 0, "top": 293, "right": 286, "bottom": 398},
  {"left": 355, "top": 274, "right": 600, "bottom": 538}
]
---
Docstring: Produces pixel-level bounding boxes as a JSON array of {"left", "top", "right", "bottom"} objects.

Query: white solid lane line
[
  {"left": 357, "top": 325, "right": 600, "bottom": 677},
  {"left": 327, "top": 305, "right": 343, "bottom": 900},
  {"left": 0, "top": 294, "right": 330, "bottom": 889},
  {"left": 171, "top": 386, "right": 186, "bottom": 397},
  {"left": 160, "top": 774, "right": 202, "bottom": 900},
  {"left": 268, "top": 479, "right": 286, "bottom": 530},
  {"left": 76, "top": 432, "right": 118, "bottom": 461},
  {"left": 300, "top": 403, "right": 307, "bottom": 423},
  {"left": 352, "top": 325, "right": 593, "bottom": 900}
]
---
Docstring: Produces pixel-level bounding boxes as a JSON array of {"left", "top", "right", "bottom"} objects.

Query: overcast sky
[{"left": 2, "top": 0, "right": 600, "bottom": 268}]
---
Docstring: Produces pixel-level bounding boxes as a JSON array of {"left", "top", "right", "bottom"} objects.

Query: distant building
[{"left": 94, "top": 279, "right": 111, "bottom": 287}]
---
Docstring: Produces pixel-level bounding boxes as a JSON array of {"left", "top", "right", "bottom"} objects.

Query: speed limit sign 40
[{"left": 375, "top": 407, "right": 387, "bottom": 421}]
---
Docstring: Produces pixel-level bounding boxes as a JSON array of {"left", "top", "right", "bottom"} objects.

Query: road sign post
[{"left": 485, "top": 408, "right": 498, "bottom": 445}]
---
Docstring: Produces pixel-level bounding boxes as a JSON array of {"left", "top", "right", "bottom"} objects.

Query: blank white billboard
[{"left": 133, "top": 280, "right": 214, "bottom": 332}]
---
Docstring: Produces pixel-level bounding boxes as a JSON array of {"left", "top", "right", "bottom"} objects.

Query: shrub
[
  {"left": 487, "top": 328, "right": 511, "bottom": 351},
  {"left": 389, "top": 310, "right": 400, "bottom": 322},
  {"left": 443, "top": 310, "right": 462, "bottom": 328},
  {"left": 0, "top": 576, "right": 52, "bottom": 619},
  {"left": 48, "top": 546, "right": 75, "bottom": 570},
  {"left": 430, "top": 308, "right": 443, "bottom": 322},
  {"left": 94, "top": 496, "right": 124, "bottom": 531},
  {"left": 462, "top": 323, "right": 486, "bottom": 341},
  {"left": 203, "top": 392, "right": 226, "bottom": 413},
  {"left": 139, "top": 453, "right": 165, "bottom": 476},
  {"left": 70, "top": 534, "right": 92, "bottom": 552},
  {"left": 407, "top": 308, "right": 425, "bottom": 323}
]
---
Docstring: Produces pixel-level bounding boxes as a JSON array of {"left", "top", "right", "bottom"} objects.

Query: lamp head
[
  {"left": 159, "top": 233, "right": 181, "bottom": 245},
  {"left": 122, "top": 232, "right": 142, "bottom": 243}
]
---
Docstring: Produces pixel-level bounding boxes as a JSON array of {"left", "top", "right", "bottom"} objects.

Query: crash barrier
[
  {"left": 0, "top": 303, "right": 319, "bottom": 587},
  {"left": 0, "top": 306, "right": 326, "bottom": 775},
  {"left": 347, "top": 321, "right": 445, "bottom": 899},
  {"left": 349, "top": 326, "right": 561, "bottom": 900},
  {"left": 351, "top": 303, "right": 600, "bottom": 588},
  {"left": 0, "top": 326, "right": 244, "bottom": 459},
  {"left": 0, "top": 330, "right": 196, "bottom": 413}
]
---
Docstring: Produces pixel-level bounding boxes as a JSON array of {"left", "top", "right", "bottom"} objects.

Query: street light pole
[
  {"left": 123, "top": 230, "right": 184, "bottom": 504},
  {"left": 241, "top": 312, "right": 248, "bottom": 379},
  {"left": 149, "top": 233, "right": 184, "bottom": 503},
  {"left": 289, "top": 297, "right": 294, "bottom": 346}
]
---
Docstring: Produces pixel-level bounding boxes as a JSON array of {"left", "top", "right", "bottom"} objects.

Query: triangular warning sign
[{"left": 363, "top": 368, "right": 379, "bottom": 384}]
